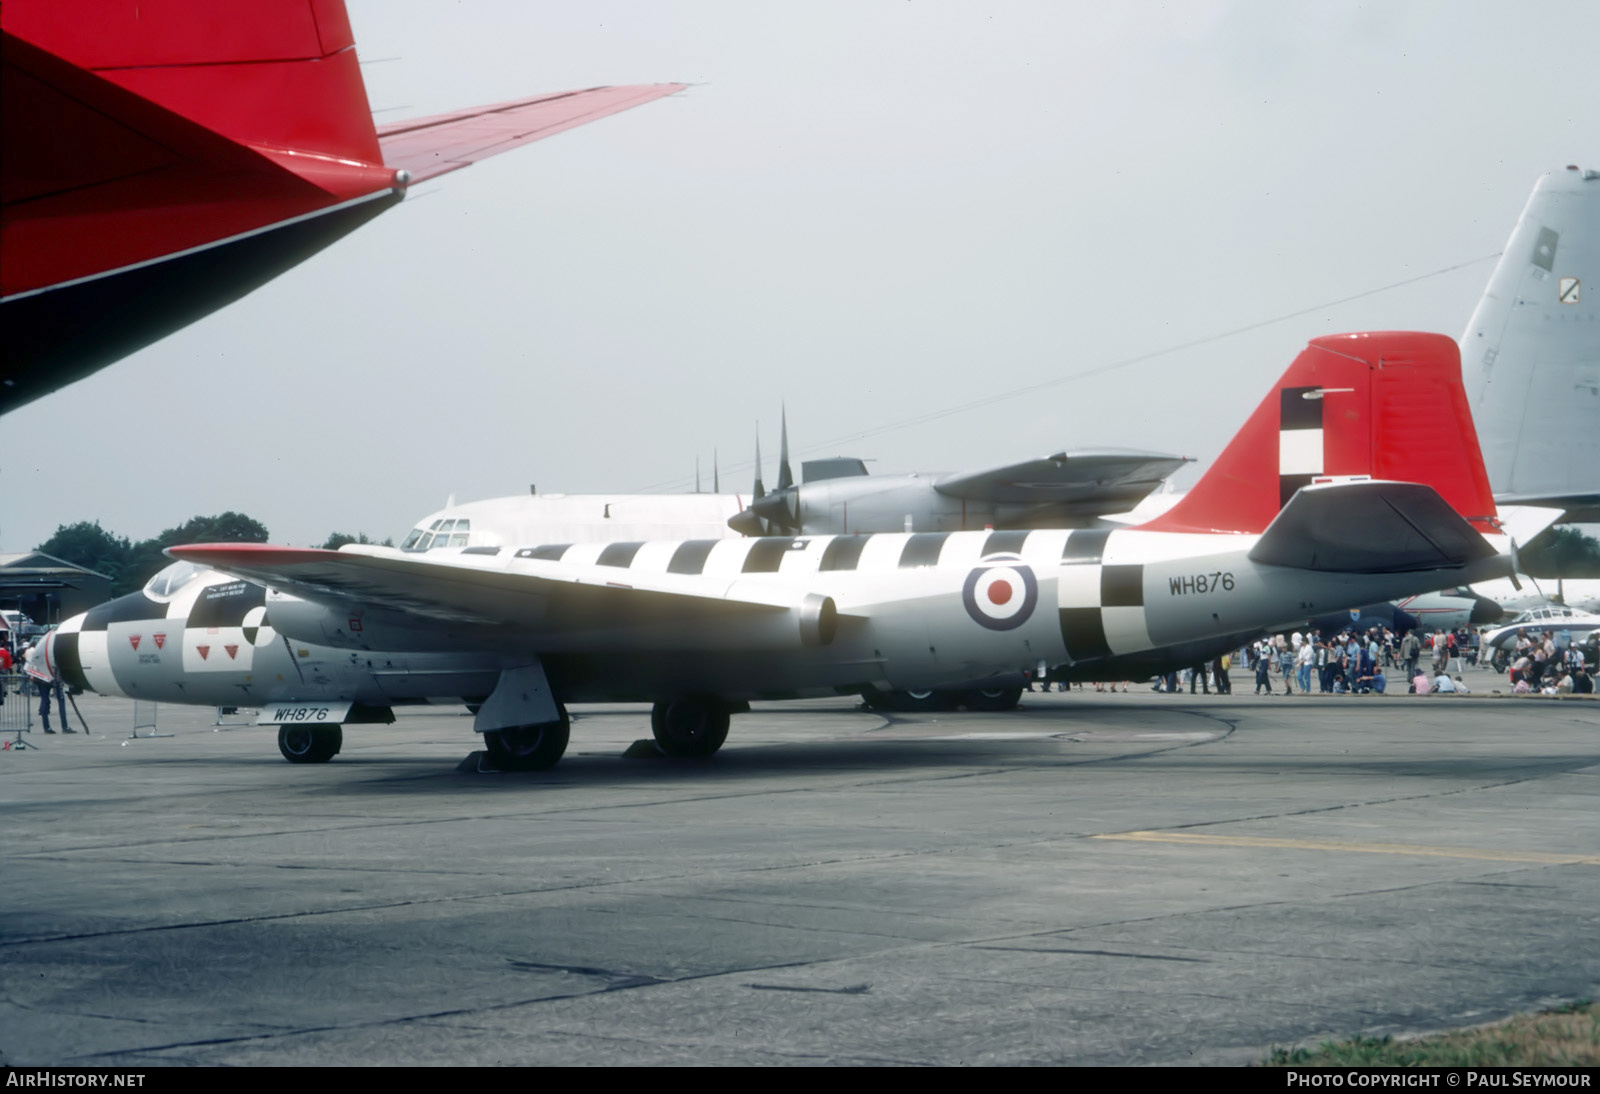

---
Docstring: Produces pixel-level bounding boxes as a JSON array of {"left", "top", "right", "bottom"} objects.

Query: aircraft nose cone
[{"left": 1470, "top": 593, "right": 1505, "bottom": 626}]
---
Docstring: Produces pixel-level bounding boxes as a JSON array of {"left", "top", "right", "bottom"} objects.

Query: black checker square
[
  {"left": 1059, "top": 607, "right": 1111, "bottom": 661},
  {"left": 1100, "top": 565, "right": 1144, "bottom": 608}
]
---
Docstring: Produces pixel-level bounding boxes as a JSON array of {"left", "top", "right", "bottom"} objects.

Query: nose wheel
[
  {"left": 651, "top": 696, "right": 731, "bottom": 758},
  {"left": 278, "top": 724, "right": 342, "bottom": 763}
]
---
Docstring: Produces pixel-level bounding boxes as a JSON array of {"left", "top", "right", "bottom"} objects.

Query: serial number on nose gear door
[
  {"left": 274, "top": 707, "right": 331, "bottom": 722},
  {"left": 1169, "top": 572, "right": 1234, "bottom": 595}
]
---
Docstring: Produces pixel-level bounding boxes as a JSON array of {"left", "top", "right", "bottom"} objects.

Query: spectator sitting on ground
[
  {"left": 1412, "top": 671, "right": 1431, "bottom": 695},
  {"left": 1434, "top": 672, "right": 1457, "bottom": 693}
]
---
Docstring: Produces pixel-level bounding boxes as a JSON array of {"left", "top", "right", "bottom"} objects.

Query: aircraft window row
[{"left": 401, "top": 519, "right": 472, "bottom": 552}]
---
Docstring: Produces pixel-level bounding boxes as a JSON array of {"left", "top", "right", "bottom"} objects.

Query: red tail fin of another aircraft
[
  {"left": 2, "top": 0, "right": 682, "bottom": 412},
  {"left": 1137, "top": 332, "right": 1498, "bottom": 537}
]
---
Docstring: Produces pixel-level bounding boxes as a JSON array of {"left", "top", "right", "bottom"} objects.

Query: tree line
[
  {"left": 36, "top": 515, "right": 391, "bottom": 598},
  {"left": 1520, "top": 526, "right": 1600, "bottom": 578}
]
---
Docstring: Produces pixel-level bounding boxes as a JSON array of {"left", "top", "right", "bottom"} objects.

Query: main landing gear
[
  {"left": 863, "top": 686, "right": 1024, "bottom": 713},
  {"left": 650, "top": 696, "right": 731, "bottom": 758},
  {"left": 482, "top": 706, "right": 571, "bottom": 771},
  {"left": 278, "top": 724, "right": 342, "bottom": 764}
]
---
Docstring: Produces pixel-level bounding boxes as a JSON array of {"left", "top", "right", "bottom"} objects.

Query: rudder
[{"left": 1138, "top": 331, "right": 1497, "bottom": 536}]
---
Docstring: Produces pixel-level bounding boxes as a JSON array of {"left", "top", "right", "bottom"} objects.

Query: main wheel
[
  {"left": 888, "top": 688, "right": 959, "bottom": 713},
  {"left": 651, "top": 697, "right": 731, "bottom": 758},
  {"left": 278, "top": 723, "right": 342, "bottom": 764},
  {"left": 961, "top": 685, "right": 1024, "bottom": 712},
  {"left": 483, "top": 707, "right": 570, "bottom": 771}
]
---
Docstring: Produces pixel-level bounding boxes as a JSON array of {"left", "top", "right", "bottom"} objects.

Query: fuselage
[{"left": 55, "top": 523, "right": 1513, "bottom": 710}]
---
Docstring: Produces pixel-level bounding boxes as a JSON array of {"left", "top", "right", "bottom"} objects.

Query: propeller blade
[
  {"left": 777, "top": 406, "right": 794, "bottom": 492},
  {"left": 752, "top": 428, "right": 765, "bottom": 502}
]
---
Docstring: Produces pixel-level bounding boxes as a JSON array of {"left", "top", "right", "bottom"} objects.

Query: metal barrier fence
[
  {"left": 131, "top": 700, "right": 168, "bottom": 738},
  {"left": 1, "top": 671, "right": 34, "bottom": 737}
]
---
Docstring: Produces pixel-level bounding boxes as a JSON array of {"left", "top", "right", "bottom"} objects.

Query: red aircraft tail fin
[
  {"left": 5, "top": 0, "right": 382, "bottom": 167},
  {"left": 1137, "top": 331, "right": 1498, "bottom": 536}
]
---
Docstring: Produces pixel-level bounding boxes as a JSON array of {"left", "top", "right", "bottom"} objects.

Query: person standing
[
  {"left": 24, "top": 640, "right": 72, "bottom": 734},
  {"left": 1400, "top": 629, "right": 1421, "bottom": 683},
  {"left": 1213, "top": 654, "right": 1232, "bottom": 695}
]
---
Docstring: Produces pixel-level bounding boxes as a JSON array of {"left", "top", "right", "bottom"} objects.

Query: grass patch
[{"left": 1264, "top": 1001, "right": 1600, "bottom": 1066}]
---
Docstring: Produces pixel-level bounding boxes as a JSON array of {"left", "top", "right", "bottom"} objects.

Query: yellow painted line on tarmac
[{"left": 1093, "top": 830, "right": 1600, "bottom": 866}]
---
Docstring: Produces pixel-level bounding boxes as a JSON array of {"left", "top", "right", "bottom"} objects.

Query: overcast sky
[{"left": 6, "top": 0, "right": 1597, "bottom": 550}]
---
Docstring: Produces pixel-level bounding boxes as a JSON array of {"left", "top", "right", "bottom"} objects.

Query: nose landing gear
[{"left": 278, "top": 724, "right": 342, "bottom": 763}]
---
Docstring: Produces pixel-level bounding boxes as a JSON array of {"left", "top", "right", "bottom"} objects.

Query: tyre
[
  {"left": 483, "top": 708, "right": 570, "bottom": 771},
  {"left": 961, "top": 685, "right": 1024, "bottom": 712},
  {"left": 650, "top": 697, "right": 731, "bottom": 758},
  {"left": 887, "top": 688, "right": 959, "bottom": 713},
  {"left": 278, "top": 724, "right": 342, "bottom": 764}
]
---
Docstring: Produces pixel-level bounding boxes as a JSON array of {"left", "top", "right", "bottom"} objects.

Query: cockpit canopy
[
  {"left": 144, "top": 559, "right": 205, "bottom": 600},
  {"left": 400, "top": 518, "right": 471, "bottom": 552}
]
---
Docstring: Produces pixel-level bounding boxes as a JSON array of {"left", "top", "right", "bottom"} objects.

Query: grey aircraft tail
[{"left": 1461, "top": 165, "right": 1600, "bottom": 523}]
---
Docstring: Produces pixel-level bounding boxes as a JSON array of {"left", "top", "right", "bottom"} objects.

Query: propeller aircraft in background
[{"left": 727, "top": 411, "right": 1187, "bottom": 537}]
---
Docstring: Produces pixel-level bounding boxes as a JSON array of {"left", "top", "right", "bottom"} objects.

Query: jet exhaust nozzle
[{"left": 799, "top": 594, "right": 838, "bottom": 648}]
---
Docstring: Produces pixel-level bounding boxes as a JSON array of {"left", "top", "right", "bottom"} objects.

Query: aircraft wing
[
  {"left": 378, "top": 84, "right": 686, "bottom": 184},
  {"left": 932, "top": 449, "right": 1189, "bottom": 512},
  {"left": 1248, "top": 481, "right": 1499, "bottom": 573},
  {"left": 165, "top": 543, "right": 791, "bottom": 635}
]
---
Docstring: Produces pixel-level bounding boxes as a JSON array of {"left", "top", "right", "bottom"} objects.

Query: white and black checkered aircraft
[{"left": 48, "top": 332, "right": 1557, "bottom": 770}]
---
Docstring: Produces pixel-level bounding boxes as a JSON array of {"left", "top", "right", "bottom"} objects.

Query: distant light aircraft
[
  {"left": 48, "top": 332, "right": 1557, "bottom": 768},
  {"left": 0, "top": 0, "right": 682, "bottom": 411},
  {"left": 1479, "top": 606, "right": 1600, "bottom": 661},
  {"left": 1469, "top": 576, "right": 1600, "bottom": 617}
]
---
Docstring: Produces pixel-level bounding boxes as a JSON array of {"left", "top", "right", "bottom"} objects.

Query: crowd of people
[
  {"left": 1499, "top": 627, "right": 1595, "bottom": 694},
  {"left": 1139, "top": 621, "right": 1594, "bottom": 697}
]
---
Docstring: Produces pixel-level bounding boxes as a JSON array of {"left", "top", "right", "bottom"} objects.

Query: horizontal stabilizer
[
  {"left": 1248, "top": 481, "right": 1496, "bottom": 573},
  {"left": 378, "top": 84, "right": 686, "bottom": 184},
  {"left": 933, "top": 449, "right": 1189, "bottom": 511}
]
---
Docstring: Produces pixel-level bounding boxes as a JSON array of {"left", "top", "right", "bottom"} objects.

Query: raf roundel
[{"left": 961, "top": 555, "right": 1039, "bottom": 631}]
